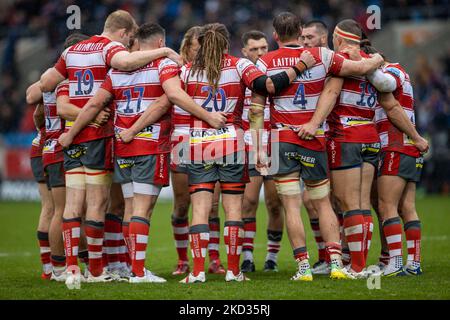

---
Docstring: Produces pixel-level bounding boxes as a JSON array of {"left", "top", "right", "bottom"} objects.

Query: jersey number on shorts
[
  {"left": 356, "top": 82, "right": 377, "bottom": 108},
  {"left": 201, "top": 86, "right": 226, "bottom": 112},
  {"left": 293, "top": 83, "right": 307, "bottom": 109},
  {"left": 123, "top": 86, "right": 145, "bottom": 114},
  {"left": 74, "top": 69, "right": 94, "bottom": 95}
]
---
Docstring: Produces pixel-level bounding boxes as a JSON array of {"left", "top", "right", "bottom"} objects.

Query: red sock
[
  {"left": 343, "top": 210, "right": 365, "bottom": 272},
  {"left": 122, "top": 222, "right": 132, "bottom": 266},
  {"left": 383, "top": 217, "right": 403, "bottom": 259},
  {"left": 189, "top": 224, "right": 210, "bottom": 276},
  {"left": 224, "top": 221, "right": 244, "bottom": 275},
  {"left": 242, "top": 217, "right": 256, "bottom": 258},
  {"left": 404, "top": 220, "right": 421, "bottom": 263},
  {"left": 293, "top": 247, "right": 309, "bottom": 262},
  {"left": 129, "top": 216, "right": 150, "bottom": 277},
  {"left": 62, "top": 218, "right": 81, "bottom": 268},
  {"left": 362, "top": 210, "right": 373, "bottom": 262},
  {"left": 85, "top": 220, "right": 105, "bottom": 277},
  {"left": 104, "top": 213, "right": 122, "bottom": 270},
  {"left": 310, "top": 218, "right": 326, "bottom": 262},
  {"left": 37, "top": 231, "right": 51, "bottom": 273},
  {"left": 51, "top": 255, "right": 66, "bottom": 269},
  {"left": 325, "top": 242, "right": 342, "bottom": 264},
  {"left": 172, "top": 216, "right": 189, "bottom": 262},
  {"left": 208, "top": 217, "right": 220, "bottom": 261}
]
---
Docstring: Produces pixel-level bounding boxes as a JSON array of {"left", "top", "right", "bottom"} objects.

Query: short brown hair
[
  {"left": 63, "top": 32, "right": 89, "bottom": 49},
  {"left": 273, "top": 12, "right": 301, "bottom": 42},
  {"left": 241, "top": 30, "right": 267, "bottom": 46},
  {"left": 335, "top": 19, "right": 362, "bottom": 44},
  {"left": 104, "top": 10, "right": 137, "bottom": 33}
]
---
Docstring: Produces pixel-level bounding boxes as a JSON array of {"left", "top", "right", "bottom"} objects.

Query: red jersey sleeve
[
  {"left": 56, "top": 81, "right": 69, "bottom": 98},
  {"left": 54, "top": 53, "right": 68, "bottom": 78},
  {"left": 236, "top": 58, "right": 265, "bottom": 88},
  {"left": 158, "top": 58, "right": 180, "bottom": 84},
  {"left": 100, "top": 74, "right": 114, "bottom": 94},
  {"left": 328, "top": 51, "right": 344, "bottom": 75},
  {"left": 104, "top": 41, "right": 127, "bottom": 67}
]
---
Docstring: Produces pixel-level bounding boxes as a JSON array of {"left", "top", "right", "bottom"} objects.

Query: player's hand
[
  {"left": 118, "top": 129, "right": 136, "bottom": 144},
  {"left": 256, "top": 149, "right": 269, "bottom": 176},
  {"left": 206, "top": 112, "right": 227, "bottom": 129},
  {"left": 297, "top": 122, "right": 317, "bottom": 140},
  {"left": 340, "top": 45, "right": 362, "bottom": 61},
  {"left": 58, "top": 132, "right": 73, "bottom": 149},
  {"left": 300, "top": 50, "right": 317, "bottom": 68},
  {"left": 413, "top": 135, "right": 429, "bottom": 154},
  {"left": 369, "top": 53, "right": 384, "bottom": 67},
  {"left": 166, "top": 48, "right": 183, "bottom": 66},
  {"left": 94, "top": 108, "right": 110, "bottom": 125}
]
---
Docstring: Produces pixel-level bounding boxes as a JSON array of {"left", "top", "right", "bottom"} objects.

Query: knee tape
[
  {"left": 65, "top": 168, "right": 86, "bottom": 190},
  {"left": 121, "top": 182, "right": 133, "bottom": 199},
  {"left": 273, "top": 176, "right": 301, "bottom": 195},
  {"left": 133, "top": 182, "right": 162, "bottom": 196},
  {"left": 220, "top": 182, "right": 245, "bottom": 195},
  {"left": 189, "top": 182, "right": 215, "bottom": 194},
  {"left": 305, "top": 180, "right": 330, "bottom": 200},
  {"left": 84, "top": 168, "right": 112, "bottom": 186}
]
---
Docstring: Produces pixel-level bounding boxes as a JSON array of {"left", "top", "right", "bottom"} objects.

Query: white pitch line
[{"left": 0, "top": 252, "right": 32, "bottom": 258}]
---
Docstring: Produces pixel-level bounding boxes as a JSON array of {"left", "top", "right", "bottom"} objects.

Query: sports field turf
[{"left": 0, "top": 196, "right": 449, "bottom": 300}]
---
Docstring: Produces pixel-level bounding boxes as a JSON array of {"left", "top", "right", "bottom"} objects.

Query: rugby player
[
  {"left": 170, "top": 26, "right": 226, "bottom": 276},
  {"left": 252, "top": 12, "right": 384, "bottom": 281},
  {"left": 239, "top": 30, "right": 284, "bottom": 273},
  {"left": 40, "top": 10, "right": 184, "bottom": 285},
  {"left": 59, "top": 22, "right": 228, "bottom": 283},
  {"left": 296, "top": 20, "right": 428, "bottom": 277},
  {"left": 364, "top": 43, "right": 428, "bottom": 276}
]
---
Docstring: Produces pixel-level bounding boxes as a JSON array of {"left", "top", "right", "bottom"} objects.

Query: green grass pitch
[{"left": 0, "top": 196, "right": 449, "bottom": 300}]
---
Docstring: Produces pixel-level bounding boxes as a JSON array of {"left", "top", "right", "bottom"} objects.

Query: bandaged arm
[{"left": 367, "top": 69, "right": 397, "bottom": 92}]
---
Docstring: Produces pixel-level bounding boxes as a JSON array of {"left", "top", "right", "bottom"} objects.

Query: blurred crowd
[{"left": 0, "top": 0, "right": 449, "bottom": 193}]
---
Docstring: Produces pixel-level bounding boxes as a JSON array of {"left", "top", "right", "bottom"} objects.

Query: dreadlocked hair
[{"left": 191, "top": 23, "right": 230, "bottom": 90}]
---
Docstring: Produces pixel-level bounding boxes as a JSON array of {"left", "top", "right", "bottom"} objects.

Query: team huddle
[{"left": 27, "top": 10, "right": 428, "bottom": 286}]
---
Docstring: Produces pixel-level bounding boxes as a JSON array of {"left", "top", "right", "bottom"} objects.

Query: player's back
[{"left": 257, "top": 46, "right": 342, "bottom": 150}]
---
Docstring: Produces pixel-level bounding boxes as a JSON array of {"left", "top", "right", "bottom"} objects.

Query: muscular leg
[
  {"left": 241, "top": 176, "right": 263, "bottom": 269},
  {"left": 370, "top": 178, "right": 389, "bottom": 266},
  {"left": 104, "top": 183, "right": 125, "bottom": 271},
  {"left": 398, "top": 182, "right": 422, "bottom": 272},
  {"left": 304, "top": 189, "right": 326, "bottom": 264},
  {"left": 208, "top": 182, "right": 224, "bottom": 272},
  {"left": 361, "top": 163, "right": 376, "bottom": 262},
  {"left": 37, "top": 183, "right": 54, "bottom": 277},
  {"left": 377, "top": 175, "right": 407, "bottom": 275},
  {"left": 264, "top": 179, "right": 284, "bottom": 269}
]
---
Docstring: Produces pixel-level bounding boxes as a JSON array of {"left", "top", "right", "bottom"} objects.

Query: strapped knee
[
  {"left": 189, "top": 182, "right": 215, "bottom": 194},
  {"left": 65, "top": 168, "right": 86, "bottom": 190},
  {"left": 133, "top": 182, "right": 162, "bottom": 196},
  {"left": 220, "top": 182, "right": 245, "bottom": 195},
  {"left": 273, "top": 176, "right": 300, "bottom": 195},
  {"left": 305, "top": 180, "right": 330, "bottom": 200},
  {"left": 84, "top": 168, "right": 112, "bottom": 186}
]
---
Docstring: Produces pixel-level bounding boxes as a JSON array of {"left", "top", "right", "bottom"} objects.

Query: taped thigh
[
  {"left": 273, "top": 176, "right": 301, "bottom": 195},
  {"left": 220, "top": 182, "right": 245, "bottom": 195},
  {"left": 65, "top": 167, "right": 86, "bottom": 190},
  {"left": 189, "top": 182, "right": 215, "bottom": 194},
  {"left": 133, "top": 182, "right": 162, "bottom": 196},
  {"left": 121, "top": 182, "right": 134, "bottom": 199},
  {"left": 305, "top": 179, "right": 330, "bottom": 199},
  {"left": 84, "top": 167, "right": 113, "bottom": 186}
]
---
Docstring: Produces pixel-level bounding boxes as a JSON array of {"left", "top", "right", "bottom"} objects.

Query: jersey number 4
[{"left": 293, "top": 83, "right": 307, "bottom": 109}]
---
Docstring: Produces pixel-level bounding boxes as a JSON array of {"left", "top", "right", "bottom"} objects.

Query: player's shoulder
[{"left": 384, "top": 62, "right": 407, "bottom": 78}]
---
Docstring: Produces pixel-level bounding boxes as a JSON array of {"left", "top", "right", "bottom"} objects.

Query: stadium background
[{"left": 0, "top": 0, "right": 449, "bottom": 300}]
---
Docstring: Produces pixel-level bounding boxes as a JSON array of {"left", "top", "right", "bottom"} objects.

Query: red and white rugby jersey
[
  {"left": 180, "top": 54, "right": 264, "bottom": 159},
  {"left": 101, "top": 57, "right": 178, "bottom": 157},
  {"left": 257, "top": 46, "right": 344, "bottom": 151},
  {"left": 375, "top": 63, "right": 419, "bottom": 157},
  {"left": 30, "top": 125, "right": 45, "bottom": 159},
  {"left": 326, "top": 51, "right": 379, "bottom": 143},
  {"left": 54, "top": 35, "right": 127, "bottom": 144},
  {"left": 42, "top": 82, "right": 67, "bottom": 166}
]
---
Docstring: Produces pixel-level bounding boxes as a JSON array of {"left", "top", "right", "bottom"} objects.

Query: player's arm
[
  {"left": 110, "top": 48, "right": 183, "bottom": 71},
  {"left": 26, "top": 81, "right": 43, "bottom": 105},
  {"left": 33, "top": 103, "right": 45, "bottom": 130},
  {"left": 162, "top": 76, "right": 227, "bottom": 129},
  {"left": 378, "top": 92, "right": 429, "bottom": 153},
  {"left": 119, "top": 95, "right": 172, "bottom": 143},
  {"left": 58, "top": 89, "right": 112, "bottom": 148},
  {"left": 337, "top": 53, "right": 384, "bottom": 77},
  {"left": 39, "top": 68, "right": 65, "bottom": 93},
  {"left": 297, "top": 77, "right": 344, "bottom": 139},
  {"left": 252, "top": 50, "right": 316, "bottom": 95},
  {"left": 367, "top": 69, "right": 399, "bottom": 93}
]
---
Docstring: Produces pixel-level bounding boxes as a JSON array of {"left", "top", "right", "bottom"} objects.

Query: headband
[{"left": 334, "top": 26, "right": 361, "bottom": 43}]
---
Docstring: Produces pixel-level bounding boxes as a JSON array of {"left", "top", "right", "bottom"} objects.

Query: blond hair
[{"left": 104, "top": 10, "right": 137, "bottom": 33}]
